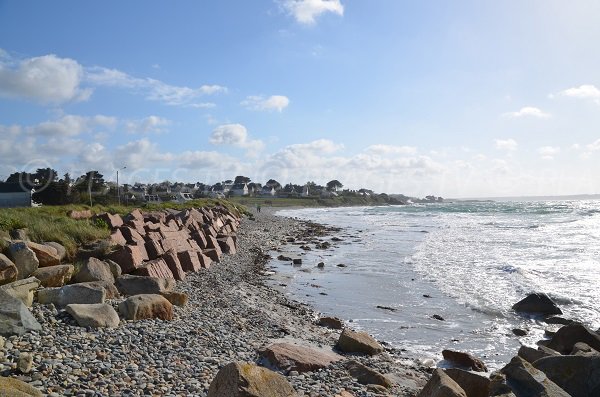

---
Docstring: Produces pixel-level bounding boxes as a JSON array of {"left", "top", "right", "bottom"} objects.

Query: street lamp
[{"left": 117, "top": 166, "right": 126, "bottom": 206}]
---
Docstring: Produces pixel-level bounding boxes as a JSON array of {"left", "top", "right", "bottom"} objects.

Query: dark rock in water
[
  {"left": 417, "top": 368, "right": 467, "bottom": 397},
  {"left": 336, "top": 263, "right": 347, "bottom": 268},
  {"left": 512, "top": 328, "right": 528, "bottom": 336},
  {"left": 207, "top": 362, "right": 296, "bottom": 397},
  {"left": 346, "top": 360, "right": 392, "bottom": 387},
  {"left": 292, "top": 258, "right": 302, "bottom": 265},
  {"left": 442, "top": 349, "right": 488, "bottom": 372},
  {"left": 546, "top": 316, "right": 574, "bottom": 325},
  {"left": 277, "top": 255, "right": 292, "bottom": 261},
  {"left": 432, "top": 314, "right": 445, "bottom": 321},
  {"left": 423, "top": 294, "right": 432, "bottom": 298},
  {"left": 533, "top": 355, "right": 600, "bottom": 397},
  {"left": 444, "top": 368, "right": 490, "bottom": 397},
  {"left": 517, "top": 345, "right": 557, "bottom": 364},
  {"left": 547, "top": 323, "right": 600, "bottom": 354},
  {"left": 317, "top": 316, "right": 343, "bottom": 329},
  {"left": 500, "top": 356, "right": 570, "bottom": 396},
  {"left": 571, "top": 342, "right": 600, "bottom": 357},
  {"left": 317, "top": 262, "right": 325, "bottom": 268},
  {"left": 512, "top": 293, "right": 562, "bottom": 316},
  {"left": 376, "top": 305, "right": 397, "bottom": 312}
]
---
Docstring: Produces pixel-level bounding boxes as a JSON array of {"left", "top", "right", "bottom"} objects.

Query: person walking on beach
[{"left": 256, "top": 203, "right": 261, "bottom": 213}]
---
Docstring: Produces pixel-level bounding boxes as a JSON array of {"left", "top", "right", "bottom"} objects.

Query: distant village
[{"left": 0, "top": 168, "right": 443, "bottom": 208}]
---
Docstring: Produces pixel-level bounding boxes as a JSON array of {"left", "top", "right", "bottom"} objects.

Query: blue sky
[{"left": 1, "top": 1, "right": 599, "bottom": 197}]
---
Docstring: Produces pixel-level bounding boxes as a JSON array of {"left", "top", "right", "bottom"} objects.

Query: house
[
  {"left": 260, "top": 186, "right": 276, "bottom": 196},
  {"left": 0, "top": 182, "right": 35, "bottom": 208},
  {"left": 301, "top": 185, "right": 310, "bottom": 197},
  {"left": 172, "top": 192, "right": 194, "bottom": 203},
  {"left": 229, "top": 183, "right": 249, "bottom": 197}
]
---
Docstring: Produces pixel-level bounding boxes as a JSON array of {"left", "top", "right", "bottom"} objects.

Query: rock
[
  {"left": 0, "top": 290, "right": 42, "bottom": 336},
  {"left": 78, "top": 280, "right": 120, "bottom": 299},
  {"left": 317, "top": 262, "right": 325, "bottom": 268},
  {"left": 442, "top": 349, "right": 488, "bottom": 372},
  {"left": 203, "top": 248, "right": 221, "bottom": 263},
  {"left": 66, "top": 303, "right": 120, "bottom": 328},
  {"left": 217, "top": 236, "right": 236, "bottom": 254},
  {"left": 68, "top": 209, "right": 93, "bottom": 220},
  {"left": 207, "top": 361, "right": 297, "bottom": 397},
  {"left": 0, "top": 253, "right": 18, "bottom": 286},
  {"left": 318, "top": 316, "right": 343, "bottom": 329},
  {"left": 259, "top": 342, "right": 342, "bottom": 373},
  {"left": 432, "top": 314, "right": 445, "bottom": 321},
  {"left": 0, "top": 277, "right": 40, "bottom": 306},
  {"left": 512, "top": 293, "right": 562, "bottom": 316},
  {"left": 119, "top": 226, "right": 145, "bottom": 245},
  {"left": 106, "top": 259, "right": 121, "bottom": 279},
  {"left": 160, "top": 291, "right": 188, "bottom": 307},
  {"left": 512, "top": 328, "right": 528, "bottom": 337},
  {"left": 336, "top": 328, "right": 384, "bottom": 355},
  {"left": 44, "top": 241, "right": 67, "bottom": 260},
  {"left": 115, "top": 274, "right": 175, "bottom": 296},
  {"left": 162, "top": 250, "right": 186, "bottom": 281},
  {"left": 277, "top": 255, "right": 292, "bottom": 261},
  {"left": 545, "top": 316, "right": 574, "bottom": 326},
  {"left": 547, "top": 323, "right": 600, "bottom": 354},
  {"left": 73, "top": 257, "right": 115, "bottom": 284},
  {"left": 26, "top": 241, "right": 61, "bottom": 267},
  {"left": 346, "top": 359, "right": 392, "bottom": 387},
  {"left": 177, "top": 250, "right": 202, "bottom": 272},
  {"left": 488, "top": 372, "right": 516, "bottom": 397},
  {"left": 445, "top": 368, "right": 490, "bottom": 397},
  {"left": 32, "top": 264, "right": 74, "bottom": 287},
  {"left": 133, "top": 258, "right": 174, "bottom": 279},
  {"left": 118, "top": 294, "right": 173, "bottom": 321},
  {"left": 144, "top": 239, "right": 165, "bottom": 260},
  {"left": 0, "top": 376, "right": 43, "bottom": 396},
  {"left": 109, "top": 229, "right": 127, "bottom": 246},
  {"left": 292, "top": 258, "right": 302, "bottom": 265},
  {"left": 95, "top": 212, "right": 123, "bottom": 229},
  {"left": 17, "top": 352, "right": 33, "bottom": 373},
  {"left": 533, "top": 355, "right": 600, "bottom": 397},
  {"left": 517, "top": 346, "right": 557, "bottom": 364},
  {"left": 197, "top": 251, "right": 213, "bottom": 269},
  {"left": 334, "top": 391, "right": 354, "bottom": 397},
  {"left": 106, "top": 245, "right": 145, "bottom": 274},
  {"left": 57, "top": 283, "right": 106, "bottom": 306},
  {"left": 8, "top": 242, "right": 39, "bottom": 279},
  {"left": 417, "top": 368, "right": 467, "bottom": 397},
  {"left": 36, "top": 287, "right": 61, "bottom": 305},
  {"left": 10, "top": 228, "right": 29, "bottom": 241},
  {"left": 572, "top": 342, "right": 600, "bottom": 357},
  {"left": 500, "top": 356, "right": 570, "bottom": 396}
]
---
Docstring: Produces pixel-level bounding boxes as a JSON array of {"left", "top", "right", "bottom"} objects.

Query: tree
[
  {"left": 6, "top": 172, "right": 34, "bottom": 185},
  {"left": 234, "top": 175, "right": 251, "bottom": 184},
  {"left": 75, "top": 171, "right": 107, "bottom": 193},
  {"left": 33, "top": 168, "right": 58, "bottom": 185},
  {"left": 326, "top": 180, "right": 343, "bottom": 191},
  {"left": 265, "top": 179, "right": 281, "bottom": 190}
]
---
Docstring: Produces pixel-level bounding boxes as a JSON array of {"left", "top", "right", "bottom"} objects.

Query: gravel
[{"left": 0, "top": 208, "right": 430, "bottom": 396}]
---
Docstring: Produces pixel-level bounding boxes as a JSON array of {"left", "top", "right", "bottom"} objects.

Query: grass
[
  {"left": 0, "top": 199, "right": 248, "bottom": 259},
  {"left": 230, "top": 195, "right": 393, "bottom": 208}
]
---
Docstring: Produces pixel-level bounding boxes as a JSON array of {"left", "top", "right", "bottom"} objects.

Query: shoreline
[{"left": 2, "top": 207, "right": 430, "bottom": 396}]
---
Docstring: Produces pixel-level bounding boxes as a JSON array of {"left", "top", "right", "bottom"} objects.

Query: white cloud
[
  {"left": 210, "top": 124, "right": 265, "bottom": 153},
  {"left": 560, "top": 84, "right": 600, "bottom": 100},
  {"left": 241, "top": 95, "right": 290, "bottom": 112},
  {"left": 495, "top": 138, "right": 518, "bottom": 151},
  {"left": 281, "top": 0, "right": 344, "bottom": 24},
  {"left": 0, "top": 52, "right": 91, "bottom": 104},
  {"left": 26, "top": 114, "right": 117, "bottom": 137},
  {"left": 365, "top": 144, "right": 418, "bottom": 155},
  {"left": 125, "top": 116, "right": 170, "bottom": 134},
  {"left": 86, "top": 66, "right": 227, "bottom": 106},
  {"left": 538, "top": 146, "right": 560, "bottom": 160},
  {"left": 188, "top": 102, "right": 216, "bottom": 109},
  {"left": 586, "top": 139, "right": 600, "bottom": 152},
  {"left": 504, "top": 106, "right": 550, "bottom": 119},
  {"left": 114, "top": 138, "right": 174, "bottom": 169}
]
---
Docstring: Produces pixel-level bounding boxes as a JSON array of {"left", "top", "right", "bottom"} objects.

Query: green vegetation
[
  {"left": 0, "top": 199, "right": 248, "bottom": 259},
  {"left": 230, "top": 194, "right": 398, "bottom": 208}
]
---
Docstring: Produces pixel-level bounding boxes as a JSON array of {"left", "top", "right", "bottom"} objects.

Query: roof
[
  {"left": 231, "top": 183, "right": 247, "bottom": 190},
  {"left": 0, "top": 182, "right": 35, "bottom": 193}
]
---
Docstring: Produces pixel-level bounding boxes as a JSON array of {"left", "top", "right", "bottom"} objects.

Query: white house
[
  {"left": 229, "top": 183, "right": 249, "bottom": 196},
  {"left": 0, "top": 183, "right": 35, "bottom": 208},
  {"left": 260, "top": 186, "right": 276, "bottom": 196},
  {"left": 301, "top": 185, "right": 310, "bottom": 197}
]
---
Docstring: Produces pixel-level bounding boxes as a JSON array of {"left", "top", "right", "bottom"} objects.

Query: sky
[{"left": 1, "top": 0, "right": 599, "bottom": 198}]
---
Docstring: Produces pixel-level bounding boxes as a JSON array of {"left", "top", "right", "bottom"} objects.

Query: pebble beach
[{"left": 0, "top": 208, "right": 430, "bottom": 396}]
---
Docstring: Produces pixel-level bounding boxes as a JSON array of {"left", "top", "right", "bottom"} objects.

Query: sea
[{"left": 269, "top": 199, "right": 600, "bottom": 370}]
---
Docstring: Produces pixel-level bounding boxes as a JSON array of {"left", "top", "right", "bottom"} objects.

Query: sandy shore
[{"left": 1, "top": 207, "right": 430, "bottom": 396}]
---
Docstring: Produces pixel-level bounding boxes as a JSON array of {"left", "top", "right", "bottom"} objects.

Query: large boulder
[
  {"left": 32, "top": 264, "right": 74, "bottom": 287},
  {"left": 0, "top": 277, "right": 40, "bottom": 307},
  {"left": 0, "top": 253, "right": 18, "bottom": 286},
  {"left": 547, "top": 323, "right": 600, "bottom": 354},
  {"left": 445, "top": 368, "right": 490, "bottom": 397},
  {"left": 0, "top": 376, "right": 43, "bottom": 396},
  {"left": 346, "top": 360, "right": 392, "bottom": 388},
  {"left": 66, "top": 303, "right": 120, "bottom": 328},
  {"left": 417, "top": 368, "right": 467, "bottom": 397},
  {"left": 160, "top": 291, "right": 188, "bottom": 307},
  {"left": 44, "top": 241, "right": 66, "bottom": 261},
  {"left": 517, "top": 345, "right": 557, "bottom": 364},
  {"left": 162, "top": 250, "right": 186, "bottom": 281},
  {"left": 259, "top": 342, "right": 343, "bottom": 373},
  {"left": 442, "top": 350, "right": 488, "bottom": 372},
  {"left": 8, "top": 242, "right": 39, "bottom": 279},
  {"left": 318, "top": 316, "right": 343, "bottom": 329},
  {"left": 207, "top": 362, "right": 297, "bottom": 397},
  {"left": 533, "top": 355, "right": 600, "bottom": 397},
  {"left": 95, "top": 212, "right": 123, "bottom": 229},
  {"left": 56, "top": 283, "right": 106, "bottom": 307},
  {"left": 77, "top": 281, "right": 120, "bottom": 299},
  {"left": 118, "top": 294, "right": 173, "bottom": 321},
  {"left": 572, "top": 342, "right": 600, "bottom": 357},
  {"left": 512, "top": 293, "right": 562, "bottom": 316},
  {"left": 336, "top": 328, "right": 384, "bottom": 355},
  {"left": 26, "top": 241, "right": 61, "bottom": 267},
  {"left": 115, "top": 274, "right": 175, "bottom": 296},
  {"left": 106, "top": 245, "right": 145, "bottom": 273},
  {"left": 500, "top": 356, "right": 570, "bottom": 396},
  {"left": 73, "top": 257, "right": 115, "bottom": 284},
  {"left": 0, "top": 290, "right": 42, "bottom": 336},
  {"left": 68, "top": 209, "right": 93, "bottom": 220},
  {"left": 133, "top": 258, "right": 174, "bottom": 279}
]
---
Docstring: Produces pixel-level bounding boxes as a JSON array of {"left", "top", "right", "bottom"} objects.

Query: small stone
[{"left": 18, "top": 352, "right": 33, "bottom": 373}]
